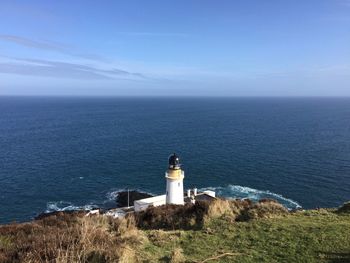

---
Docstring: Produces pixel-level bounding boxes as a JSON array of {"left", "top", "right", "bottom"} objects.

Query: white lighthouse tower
[{"left": 165, "top": 153, "right": 184, "bottom": 205}]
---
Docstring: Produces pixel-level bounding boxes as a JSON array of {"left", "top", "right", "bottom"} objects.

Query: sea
[{"left": 1, "top": 96, "right": 350, "bottom": 224}]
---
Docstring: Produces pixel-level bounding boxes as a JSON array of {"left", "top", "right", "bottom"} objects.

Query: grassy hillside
[
  {"left": 0, "top": 200, "right": 349, "bottom": 263},
  {"left": 143, "top": 210, "right": 350, "bottom": 262}
]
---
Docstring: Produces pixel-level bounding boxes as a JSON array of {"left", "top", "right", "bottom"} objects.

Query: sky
[{"left": 0, "top": 0, "right": 350, "bottom": 96}]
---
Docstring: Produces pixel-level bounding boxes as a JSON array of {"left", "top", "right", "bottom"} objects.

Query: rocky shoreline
[
  {"left": 115, "top": 190, "right": 153, "bottom": 207},
  {"left": 35, "top": 190, "right": 153, "bottom": 220}
]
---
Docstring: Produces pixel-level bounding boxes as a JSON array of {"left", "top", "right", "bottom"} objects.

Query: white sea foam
[
  {"left": 200, "top": 185, "right": 302, "bottom": 210},
  {"left": 106, "top": 188, "right": 125, "bottom": 201},
  {"left": 45, "top": 185, "right": 301, "bottom": 214},
  {"left": 106, "top": 188, "right": 156, "bottom": 201},
  {"left": 45, "top": 188, "right": 156, "bottom": 214},
  {"left": 45, "top": 201, "right": 99, "bottom": 213}
]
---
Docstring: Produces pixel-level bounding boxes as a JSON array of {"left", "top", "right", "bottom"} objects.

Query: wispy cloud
[
  {"left": 0, "top": 57, "right": 146, "bottom": 80},
  {"left": 116, "top": 32, "right": 188, "bottom": 37},
  {"left": 0, "top": 35, "right": 66, "bottom": 51},
  {"left": 0, "top": 35, "right": 107, "bottom": 62}
]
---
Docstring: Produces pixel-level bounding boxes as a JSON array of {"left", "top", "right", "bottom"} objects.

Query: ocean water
[{"left": 1, "top": 96, "right": 350, "bottom": 224}]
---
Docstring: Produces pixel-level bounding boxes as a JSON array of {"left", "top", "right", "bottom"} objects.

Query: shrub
[
  {"left": 135, "top": 198, "right": 290, "bottom": 230},
  {"left": 237, "top": 199, "right": 288, "bottom": 221},
  {"left": 206, "top": 199, "right": 233, "bottom": 218},
  {"left": 135, "top": 202, "right": 209, "bottom": 230},
  {"left": 0, "top": 213, "right": 146, "bottom": 263}
]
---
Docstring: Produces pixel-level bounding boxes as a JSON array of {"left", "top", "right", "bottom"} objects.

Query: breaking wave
[
  {"left": 45, "top": 185, "right": 301, "bottom": 214},
  {"left": 106, "top": 188, "right": 126, "bottom": 201},
  {"left": 200, "top": 185, "right": 302, "bottom": 210},
  {"left": 45, "top": 189, "right": 156, "bottom": 213},
  {"left": 45, "top": 201, "right": 99, "bottom": 213}
]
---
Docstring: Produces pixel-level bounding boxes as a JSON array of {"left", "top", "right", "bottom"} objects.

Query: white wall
[
  {"left": 166, "top": 176, "right": 184, "bottom": 205},
  {"left": 134, "top": 195, "right": 166, "bottom": 212}
]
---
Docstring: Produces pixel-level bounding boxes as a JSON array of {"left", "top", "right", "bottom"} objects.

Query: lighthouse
[
  {"left": 165, "top": 153, "right": 184, "bottom": 205},
  {"left": 132, "top": 153, "right": 215, "bottom": 212}
]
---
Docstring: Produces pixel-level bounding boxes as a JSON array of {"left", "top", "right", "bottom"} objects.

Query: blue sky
[{"left": 0, "top": 0, "right": 349, "bottom": 96}]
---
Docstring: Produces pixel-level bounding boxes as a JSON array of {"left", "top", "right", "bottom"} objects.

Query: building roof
[
  {"left": 184, "top": 192, "right": 216, "bottom": 203},
  {"left": 134, "top": 195, "right": 166, "bottom": 205}
]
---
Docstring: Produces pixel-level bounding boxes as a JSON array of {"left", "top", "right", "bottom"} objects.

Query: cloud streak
[
  {"left": 0, "top": 35, "right": 107, "bottom": 62},
  {"left": 0, "top": 57, "right": 146, "bottom": 80},
  {"left": 0, "top": 35, "right": 67, "bottom": 51},
  {"left": 115, "top": 32, "right": 188, "bottom": 37}
]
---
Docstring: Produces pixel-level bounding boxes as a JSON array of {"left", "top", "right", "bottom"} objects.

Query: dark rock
[
  {"left": 337, "top": 202, "right": 350, "bottom": 214},
  {"left": 116, "top": 190, "right": 153, "bottom": 207}
]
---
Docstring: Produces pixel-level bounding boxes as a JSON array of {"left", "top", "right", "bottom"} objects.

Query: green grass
[
  {"left": 142, "top": 210, "right": 350, "bottom": 262},
  {"left": 1, "top": 202, "right": 349, "bottom": 262},
  {"left": 0, "top": 236, "right": 13, "bottom": 250}
]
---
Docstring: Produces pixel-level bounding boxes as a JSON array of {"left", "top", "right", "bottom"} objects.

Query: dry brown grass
[
  {"left": 205, "top": 199, "right": 233, "bottom": 218},
  {"left": 237, "top": 199, "right": 288, "bottom": 221},
  {"left": 117, "top": 245, "right": 137, "bottom": 263},
  {"left": 169, "top": 247, "right": 185, "bottom": 263},
  {"left": 135, "top": 202, "right": 209, "bottom": 230},
  {"left": 0, "top": 198, "right": 292, "bottom": 262},
  {"left": 136, "top": 198, "right": 289, "bottom": 230},
  {"left": 204, "top": 198, "right": 255, "bottom": 221},
  {"left": 0, "top": 213, "right": 146, "bottom": 263}
]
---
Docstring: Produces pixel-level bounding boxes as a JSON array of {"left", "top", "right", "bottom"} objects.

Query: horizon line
[{"left": 1, "top": 95, "right": 350, "bottom": 99}]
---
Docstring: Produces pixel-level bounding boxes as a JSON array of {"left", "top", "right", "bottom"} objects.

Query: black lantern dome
[{"left": 168, "top": 153, "right": 181, "bottom": 169}]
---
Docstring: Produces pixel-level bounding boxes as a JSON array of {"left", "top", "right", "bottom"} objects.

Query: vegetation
[{"left": 0, "top": 199, "right": 350, "bottom": 262}]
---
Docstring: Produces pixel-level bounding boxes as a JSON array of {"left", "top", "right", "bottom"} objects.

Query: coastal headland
[{"left": 0, "top": 196, "right": 349, "bottom": 263}]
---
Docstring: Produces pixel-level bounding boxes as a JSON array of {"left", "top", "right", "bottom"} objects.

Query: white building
[
  {"left": 133, "top": 153, "right": 215, "bottom": 212},
  {"left": 134, "top": 195, "right": 166, "bottom": 212}
]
